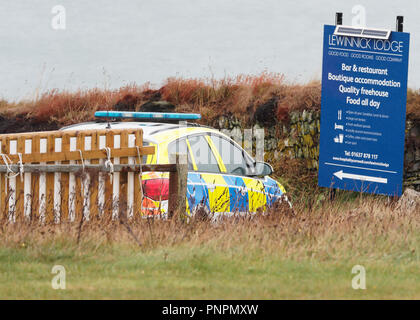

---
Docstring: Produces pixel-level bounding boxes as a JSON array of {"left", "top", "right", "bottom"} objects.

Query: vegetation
[
  {"left": 1, "top": 73, "right": 418, "bottom": 131},
  {"left": 0, "top": 74, "right": 419, "bottom": 299},
  {"left": 0, "top": 194, "right": 419, "bottom": 299}
]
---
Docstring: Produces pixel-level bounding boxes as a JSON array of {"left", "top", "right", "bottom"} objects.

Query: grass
[
  {"left": 0, "top": 195, "right": 419, "bottom": 299},
  {"left": 3, "top": 244, "right": 419, "bottom": 299}
]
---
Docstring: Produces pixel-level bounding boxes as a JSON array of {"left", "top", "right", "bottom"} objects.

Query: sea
[{"left": 0, "top": 0, "right": 419, "bottom": 101}]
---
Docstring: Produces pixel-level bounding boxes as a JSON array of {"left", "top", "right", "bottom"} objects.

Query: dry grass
[
  {"left": 407, "top": 88, "right": 420, "bottom": 119},
  {"left": 161, "top": 72, "right": 285, "bottom": 115},
  {"left": 1, "top": 196, "right": 417, "bottom": 259},
  {"left": 0, "top": 73, "right": 418, "bottom": 134}
]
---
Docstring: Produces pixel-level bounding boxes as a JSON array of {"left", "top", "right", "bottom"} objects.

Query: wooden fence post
[
  {"left": 0, "top": 128, "right": 158, "bottom": 223},
  {"left": 168, "top": 153, "right": 188, "bottom": 219}
]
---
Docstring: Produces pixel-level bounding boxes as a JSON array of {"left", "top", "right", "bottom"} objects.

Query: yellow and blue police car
[{"left": 62, "top": 111, "right": 290, "bottom": 217}]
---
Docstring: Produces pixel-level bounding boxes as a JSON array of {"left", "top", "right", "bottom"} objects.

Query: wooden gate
[{"left": 0, "top": 128, "right": 156, "bottom": 223}]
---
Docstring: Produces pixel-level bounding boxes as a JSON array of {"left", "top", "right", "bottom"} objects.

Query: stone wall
[
  {"left": 405, "top": 120, "right": 420, "bottom": 190},
  {"left": 211, "top": 111, "right": 420, "bottom": 191}
]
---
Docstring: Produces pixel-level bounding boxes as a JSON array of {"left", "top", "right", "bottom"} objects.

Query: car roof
[
  {"left": 60, "top": 121, "right": 224, "bottom": 143},
  {"left": 62, "top": 121, "right": 177, "bottom": 134}
]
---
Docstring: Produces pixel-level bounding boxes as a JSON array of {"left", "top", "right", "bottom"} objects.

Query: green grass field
[
  {"left": 1, "top": 243, "right": 419, "bottom": 299},
  {"left": 1, "top": 196, "right": 419, "bottom": 299}
]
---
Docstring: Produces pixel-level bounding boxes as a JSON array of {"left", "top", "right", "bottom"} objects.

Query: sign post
[{"left": 318, "top": 21, "right": 410, "bottom": 197}]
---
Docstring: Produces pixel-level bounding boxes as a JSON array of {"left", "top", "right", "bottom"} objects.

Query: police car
[{"left": 61, "top": 111, "right": 289, "bottom": 217}]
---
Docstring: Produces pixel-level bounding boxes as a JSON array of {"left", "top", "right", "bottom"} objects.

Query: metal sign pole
[
  {"left": 329, "top": 12, "right": 342, "bottom": 201},
  {"left": 396, "top": 16, "right": 404, "bottom": 32},
  {"left": 335, "top": 12, "right": 343, "bottom": 26}
]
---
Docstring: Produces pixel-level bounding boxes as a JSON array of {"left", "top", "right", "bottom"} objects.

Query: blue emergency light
[{"left": 95, "top": 111, "right": 201, "bottom": 120}]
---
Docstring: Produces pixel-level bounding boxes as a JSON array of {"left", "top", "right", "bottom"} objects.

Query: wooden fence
[{"left": 0, "top": 128, "right": 187, "bottom": 223}]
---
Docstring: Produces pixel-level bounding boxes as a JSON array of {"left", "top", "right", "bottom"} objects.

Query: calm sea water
[{"left": 1, "top": 0, "right": 419, "bottom": 101}]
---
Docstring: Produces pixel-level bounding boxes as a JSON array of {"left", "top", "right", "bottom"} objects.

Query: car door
[
  {"left": 167, "top": 137, "right": 211, "bottom": 216},
  {"left": 186, "top": 134, "right": 231, "bottom": 215},
  {"left": 168, "top": 133, "right": 284, "bottom": 216},
  {"left": 208, "top": 133, "right": 269, "bottom": 213}
]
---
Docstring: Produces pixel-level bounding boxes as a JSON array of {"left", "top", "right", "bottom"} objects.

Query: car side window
[
  {"left": 209, "top": 134, "right": 254, "bottom": 176},
  {"left": 167, "top": 138, "right": 193, "bottom": 170},
  {"left": 188, "top": 134, "right": 220, "bottom": 173},
  {"left": 142, "top": 141, "right": 150, "bottom": 164}
]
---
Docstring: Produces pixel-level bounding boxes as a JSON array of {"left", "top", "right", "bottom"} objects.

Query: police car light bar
[
  {"left": 95, "top": 111, "right": 201, "bottom": 121},
  {"left": 334, "top": 25, "right": 391, "bottom": 40}
]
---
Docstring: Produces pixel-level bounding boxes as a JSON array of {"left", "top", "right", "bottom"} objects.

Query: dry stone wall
[{"left": 211, "top": 111, "right": 420, "bottom": 191}]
